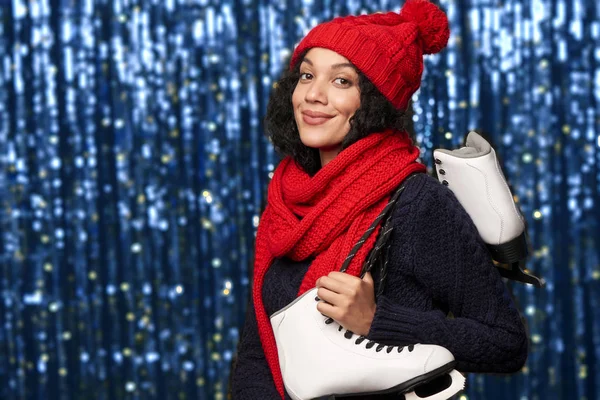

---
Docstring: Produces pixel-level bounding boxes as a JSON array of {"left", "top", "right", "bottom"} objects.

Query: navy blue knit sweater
[{"left": 230, "top": 173, "right": 529, "bottom": 399}]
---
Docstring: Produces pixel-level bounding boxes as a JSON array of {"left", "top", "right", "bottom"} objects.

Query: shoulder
[
  {"left": 391, "top": 172, "right": 465, "bottom": 219},
  {"left": 390, "top": 172, "right": 478, "bottom": 241}
]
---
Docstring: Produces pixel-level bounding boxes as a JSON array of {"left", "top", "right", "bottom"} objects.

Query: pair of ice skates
[{"left": 270, "top": 131, "right": 544, "bottom": 400}]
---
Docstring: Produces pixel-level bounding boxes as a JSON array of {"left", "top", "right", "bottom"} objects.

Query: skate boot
[
  {"left": 432, "top": 131, "right": 545, "bottom": 287},
  {"left": 270, "top": 287, "right": 466, "bottom": 400}
]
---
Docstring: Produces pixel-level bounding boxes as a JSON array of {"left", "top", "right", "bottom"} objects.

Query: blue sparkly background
[{"left": 0, "top": 0, "right": 598, "bottom": 399}]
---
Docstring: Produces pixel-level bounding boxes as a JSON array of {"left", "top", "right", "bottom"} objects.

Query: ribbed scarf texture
[{"left": 252, "top": 129, "right": 426, "bottom": 398}]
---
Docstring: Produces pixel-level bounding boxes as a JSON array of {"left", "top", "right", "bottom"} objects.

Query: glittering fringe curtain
[{"left": 0, "top": 0, "right": 598, "bottom": 399}]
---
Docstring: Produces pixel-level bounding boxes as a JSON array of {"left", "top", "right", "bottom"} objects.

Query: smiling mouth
[{"left": 302, "top": 114, "right": 334, "bottom": 126}]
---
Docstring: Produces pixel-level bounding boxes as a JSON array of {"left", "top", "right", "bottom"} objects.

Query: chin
[
  {"left": 298, "top": 126, "right": 342, "bottom": 147},
  {"left": 299, "top": 132, "right": 336, "bottom": 149}
]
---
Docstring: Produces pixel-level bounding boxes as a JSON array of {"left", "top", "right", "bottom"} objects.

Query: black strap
[{"left": 339, "top": 172, "right": 420, "bottom": 295}]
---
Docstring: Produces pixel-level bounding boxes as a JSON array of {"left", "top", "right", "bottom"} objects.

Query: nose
[{"left": 305, "top": 79, "right": 327, "bottom": 104}]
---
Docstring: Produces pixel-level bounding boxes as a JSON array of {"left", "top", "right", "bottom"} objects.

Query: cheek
[
  {"left": 291, "top": 85, "right": 302, "bottom": 108},
  {"left": 334, "top": 91, "right": 360, "bottom": 117},
  {"left": 291, "top": 90, "right": 300, "bottom": 123}
]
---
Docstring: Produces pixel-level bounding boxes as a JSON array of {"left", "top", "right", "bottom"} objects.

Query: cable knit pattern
[
  {"left": 289, "top": 0, "right": 450, "bottom": 110},
  {"left": 367, "top": 174, "right": 529, "bottom": 373},
  {"left": 230, "top": 173, "right": 528, "bottom": 399},
  {"left": 252, "top": 130, "right": 425, "bottom": 399}
]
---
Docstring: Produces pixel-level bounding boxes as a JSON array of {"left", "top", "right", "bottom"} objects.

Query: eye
[
  {"left": 334, "top": 77, "right": 352, "bottom": 86},
  {"left": 299, "top": 72, "right": 313, "bottom": 81}
]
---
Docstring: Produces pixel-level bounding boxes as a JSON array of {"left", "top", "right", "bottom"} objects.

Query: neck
[{"left": 319, "top": 145, "right": 342, "bottom": 168}]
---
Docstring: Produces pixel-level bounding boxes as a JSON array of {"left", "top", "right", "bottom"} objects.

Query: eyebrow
[{"left": 301, "top": 57, "right": 357, "bottom": 71}]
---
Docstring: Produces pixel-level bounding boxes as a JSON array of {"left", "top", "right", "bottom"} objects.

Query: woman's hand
[{"left": 315, "top": 271, "right": 376, "bottom": 336}]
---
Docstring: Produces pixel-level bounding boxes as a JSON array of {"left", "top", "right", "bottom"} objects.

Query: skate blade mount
[
  {"left": 404, "top": 370, "right": 466, "bottom": 400},
  {"left": 487, "top": 231, "right": 546, "bottom": 288},
  {"left": 495, "top": 260, "right": 545, "bottom": 288},
  {"left": 311, "top": 369, "right": 465, "bottom": 400},
  {"left": 487, "top": 231, "right": 545, "bottom": 288}
]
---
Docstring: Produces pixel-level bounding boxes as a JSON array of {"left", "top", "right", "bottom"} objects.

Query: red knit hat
[{"left": 289, "top": 0, "right": 450, "bottom": 110}]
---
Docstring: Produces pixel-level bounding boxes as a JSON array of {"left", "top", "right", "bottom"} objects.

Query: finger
[
  {"left": 316, "top": 301, "right": 338, "bottom": 320},
  {"left": 319, "top": 275, "right": 354, "bottom": 295},
  {"left": 317, "top": 287, "right": 343, "bottom": 306},
  {"left": 362, "top": 271, "right": 374, "bottom": 286},
  {"left": 328, "top": 271, "right": 362, "bottom": 294},
  {"left": 316, "top": 276, "right": 329, "bottom": 288},
  {"left": 328, "top": 271, "right": 362, "bottom": 286}
]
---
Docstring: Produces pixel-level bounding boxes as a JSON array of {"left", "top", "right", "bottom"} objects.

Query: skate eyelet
[
  {"left": 376, "top": 344, "right": 385, "bottom": 352},
  {"left": 439, "top": 169, "right": 446, "bottom": 175},
  {"left": 408, "top": 344, "right": 414, "bottom": 352},
  {"left": 366, "top": 341, "right": 375, "bottom": 349},
  {"left": 398, "top": 346, "right": 404, "bottom": 353},
  {"left": 435, "top": 158, "right": 442, "bottom": 164},
  {"left": 442, "top": 180, "right": 449, "bottom": 186},
  {"left": 338, "top": 326, "right": 343, "bottom": 332},
  {"left": 324, "top": 318, "right": 334, "bottom": 324},
  {"left": 355, "top": 336, "right": 366, "bottom": 345},
  {"left": 315, "top": 296, "right": 320, "bottom": 301},
  {"left": 344, "top": 330, "right": 353, "bottom": 339},
  {"left": 386, "top": 346, "right": 394, "bottom": 353}
]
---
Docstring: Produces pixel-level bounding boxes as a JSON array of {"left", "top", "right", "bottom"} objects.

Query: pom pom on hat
[
  {"left": 290, "top": 0, "right": 450, "bottom": 110},
  {"left": 400, "top": 0, "right": 450, "bottom": 54}
]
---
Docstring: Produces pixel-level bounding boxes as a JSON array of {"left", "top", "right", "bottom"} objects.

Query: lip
[{"left": 301, "top": 110, "right": 334, "bottom": 126}]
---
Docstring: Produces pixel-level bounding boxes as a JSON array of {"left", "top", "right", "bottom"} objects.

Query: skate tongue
[
  {"left": 464, "top": 131, "right": 491, "bottom": 153},
  {"left": 453, "top": 147, "right": 479, "bottom": 156},
  {"left": 404, "top": 369, "right": 465, "bottom": 400}
]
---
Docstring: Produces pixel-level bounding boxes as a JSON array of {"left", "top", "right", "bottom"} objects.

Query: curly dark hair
[{"left": 264, "top": 50, "right": 416, "bottom": 176}]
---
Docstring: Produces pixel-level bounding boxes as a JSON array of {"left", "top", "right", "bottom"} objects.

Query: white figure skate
[
  {"left": 433, "top": 131, "right": 545, "bottom": 287},
  {"left": 270, "top": 287, "right": 466, "bottom": 400}
]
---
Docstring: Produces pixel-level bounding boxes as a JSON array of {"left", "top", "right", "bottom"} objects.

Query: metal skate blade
[{"left": 404, "top": 369, "right": 465, "bottom": 400}]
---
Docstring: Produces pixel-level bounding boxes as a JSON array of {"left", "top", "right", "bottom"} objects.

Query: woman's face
[{"left": 292, "top": 48, "right": 361, "bottom": 154}]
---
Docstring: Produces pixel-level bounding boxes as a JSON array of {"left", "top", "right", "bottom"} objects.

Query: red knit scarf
[{"left": 252, "top": 129, "right": 426, "bottom": 398}]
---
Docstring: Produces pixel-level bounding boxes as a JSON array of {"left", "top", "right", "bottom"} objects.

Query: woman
[{"left": 230, "top": 0, "right": 528, "bottom": 399}]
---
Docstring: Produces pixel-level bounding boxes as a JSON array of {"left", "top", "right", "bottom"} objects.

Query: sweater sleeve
[
  {"left": 366, "top": 178, "right": 529, "bottom": 373},
  {"left": 230, "top": 296, "right": 284, "bottom": 399}
]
